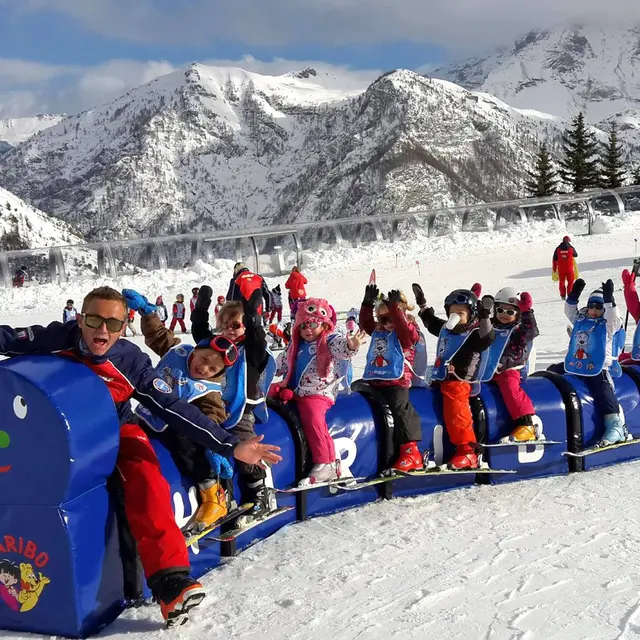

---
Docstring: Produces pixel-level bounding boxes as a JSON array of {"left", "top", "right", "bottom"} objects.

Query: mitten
[
  {"left": 622, "top": 269, "right": 636, "bottom": 290},
  {"left": 471, "top": 283, "right": 482, "bottom": 298},
  {"left": 362, "top": 284, "right": 379, "bottom": 307},
  {"left": 602, "top": 279, "right": 615, "bottom": 304},
  {"left": 121, "top": 289, "right": 156, "bottom": 315},
  {"left": 552, "top": 270, "right": 559, "bottom": 282},
  {"left": 479, "top": 295, "right": 494, "bottom": 319},
  {"left": 412, "top": 283, "right": 426, "bottom": 307},
  {"left": 191, "top": 285, "right": 213, "bottom": 327},
  {"left": 279, "top": 388, "right": 295, "bottom": 403},
  {"left": 387, "top": 289, "right": 402, "bottom": 305},
  {"left": 206, "top": 451, "right": 234, "bottom": 480},
  {"left": 567, "top": 278, "right": 585, "bottom": 304},
  {"left": 519, "top": 292, "right": 533, "bottom": 313}
]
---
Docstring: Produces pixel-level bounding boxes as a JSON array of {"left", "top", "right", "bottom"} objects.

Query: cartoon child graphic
[{"left": 0, "top": 559, "right": 20, "bottom": 611}]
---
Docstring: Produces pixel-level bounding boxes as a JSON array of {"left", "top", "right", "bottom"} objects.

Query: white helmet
[{"left": 494, "top": 287, "right": 521, "bottom": 307}]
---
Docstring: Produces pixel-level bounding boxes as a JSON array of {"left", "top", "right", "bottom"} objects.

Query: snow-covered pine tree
[
  {"left": 559, "top": 112, "right": 600, "bottom": 192},
  {"left": 525, "top": 142, "right": 558, "bottom": 197},
  {"left": 599, "top": 122, "right": 626, "bottom": 189}
]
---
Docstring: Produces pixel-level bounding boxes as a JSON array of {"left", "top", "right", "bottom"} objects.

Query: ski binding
[{"left": 183, "top": 502, "right": 254, "bottom": 546}]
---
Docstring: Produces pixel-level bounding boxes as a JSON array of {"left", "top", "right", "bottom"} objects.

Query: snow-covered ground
[{"left": 4, "top": 213, "right": 640, "bottom": 639}]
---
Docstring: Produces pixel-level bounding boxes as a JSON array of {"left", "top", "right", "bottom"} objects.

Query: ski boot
[
  {"left": 151, "top": 571, "right": 205, "bottom": 628},
  {"left": 391, "top": 442, "right": 424, "bottom": 473},
  {"left": 297, "top": 459, "right": 342, "bottom": 487},
  {"left": 507, "top": 415, "right": 540, "bottom": 442},
  {"left": 448, "top": 443, "right": 479, "bottom": 470},
  {"left": 186, "top": 480, "right": 227, "bottom": 534},
  {"left": 235, "top": 479, "right": 277, "bottom": 528},
  {"left": 598, "top": 413, "right": 629, "bottom": 447}
]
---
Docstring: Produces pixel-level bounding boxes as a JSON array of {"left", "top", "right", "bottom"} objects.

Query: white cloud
[
  {"left": 0, "top": 56, "right": 379, "bottom": 118},
  {"left": 7, "top": 0, "right": 640, "bottom": 53}
]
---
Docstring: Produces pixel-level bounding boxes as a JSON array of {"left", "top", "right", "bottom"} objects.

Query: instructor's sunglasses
[
  {"left": 496, "top": 307, "right": 518, "bottom": 317},
  {"left": 82, "top": 314, "right": 126, "bottom": 333},
  {"left": 207, "top": 335, "right": 239, "bottom": 367}
]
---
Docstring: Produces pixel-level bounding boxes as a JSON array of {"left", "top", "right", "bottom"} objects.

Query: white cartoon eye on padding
[{"left": 13, "top": 395, "right": 27, "bottom": 419}]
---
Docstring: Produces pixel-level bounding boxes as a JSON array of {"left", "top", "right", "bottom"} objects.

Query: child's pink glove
[
  {"left": 519, "top": 292, "right": 533, "bottom": 312},
  {"left": 622, "top": 268, "right": 636, "bottom": 290},
  {"left": 269, "top": 385, "right": 294, "bottom": 403},
  {"left": 471, "top": 283, "right": 482, "bottom": 298}
]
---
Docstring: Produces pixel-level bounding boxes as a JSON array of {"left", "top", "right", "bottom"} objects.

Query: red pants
[
  {"left": 170, "top": 317, "right": 187, "bottom": 332},
  {"left": 440, "top": 380, "right": 476, "bottom": 445},
  {"left": 493, "top": 369, "right": 534, "bottom": 420},
  {"left": 269, "top": 307, "right": 283, "bottom": 323},
  {"left": 117, "top": 424, "right": 189, "bottom": 579},
  {"left": 558, "top": 268, "right": 574, "bottom": 298},
  {"left": 296, "top": 395, "right": 336, "bottom": 463}
]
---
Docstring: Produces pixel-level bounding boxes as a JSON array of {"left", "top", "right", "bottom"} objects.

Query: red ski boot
[
  {"left": 391, "top": 442, "right": 424, "bottom": 472},
  {"left": 448, "top": 443, "right": 478, "bottom": 470}
]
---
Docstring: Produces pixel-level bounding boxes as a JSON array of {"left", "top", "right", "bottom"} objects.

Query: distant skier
[
  {"left": 285, "top": 266, "right": 307, "bottom": 315},
  {"left": 170, "top": 294, "right": 187, "bottom": 333},
  {"left": 154, "top": 296, "right": 168, "bottom": 325},
  {"left": 214, "top": 295, "right": 225, "bottom": 317},
  {"left": 12, "top": 266, "right": 27, "bottom": 288},
  {"left": 269, "top": 284, "right": 284, "bottom": 323},
  {"left": 126, "top": 308, "right": 138, "bottom": 336},
  {"left": 552, "top": 235, "right": 579, "bottom": 300},
  {"left": 62, "top": 299, "right": 77, "bottom": 323},
  {"left": 189, "top": 288, "right": 200, "bottom": 314},
  {"left": 226, "top": 263, "right": 270, "bottom": 316}
]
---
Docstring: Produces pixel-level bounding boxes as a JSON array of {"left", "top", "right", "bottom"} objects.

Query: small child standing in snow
[
  {"left": 214, "top": 295, "right": 225, "bottom": 317},
  {"left": 170, "top": 294, "right": 187, "bottom": 333},
  {"left": 565, "top": 279, "right": 626, "bottom": 446},
  {"left": 484, "top": 287, "right": 540, "bottom": 441},
  {"left": 269, "top": 285, "right": 284, "bottom": 323},
  {"left": 359, "top": 286, "right": 424, "bottom": 472},
  {"left": 189, "top": 288, "right": 200, "bottom": 314},
  {"left": 271, "top": 298, "right": 365, "bottom": 486},
  {"left": 62, "top": 299, "right": 77, "bottom": 323},
  {"left": 154, "top": 296, "right": 168, "bottom": 325},
  {"left": 345, "top": 307, "right": 359, "bottom": 336},
  {"left": 126, "top": 308, "right": 138, "bottom": 336},
  {"left": 415, "top": 285, "right": 495, "bottom": 470}
]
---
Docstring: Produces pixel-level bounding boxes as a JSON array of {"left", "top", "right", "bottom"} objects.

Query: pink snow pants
[
  {"left": 493, "top": 369, "right": 535, "bottom": 420},
  {"left": 296, "top": 395, "right": 336, "bottom": 464}
]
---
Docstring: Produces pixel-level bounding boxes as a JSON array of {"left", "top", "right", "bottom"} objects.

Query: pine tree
[
  {"left": 631, "top": 165, "right": 640, "bottom": 186},
  {"left": 525, "top": 142, "right": 558, "bottom": 197},
  {"left": 559, "top": 112, "right": 600, "bottom": 192},
  {"left": 599, "top": 122, "right": 626, "bottom": 189}
]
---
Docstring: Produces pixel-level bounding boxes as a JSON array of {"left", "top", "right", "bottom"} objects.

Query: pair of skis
[{"left": 563, "top": 436, "right": 640, "bottom": 458}]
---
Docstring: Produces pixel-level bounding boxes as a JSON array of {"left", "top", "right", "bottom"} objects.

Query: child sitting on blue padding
[{"left": 564, "top": 278, "right": 627, "bottom": 447}]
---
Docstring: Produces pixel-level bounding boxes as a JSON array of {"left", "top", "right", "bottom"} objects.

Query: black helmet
[
  {"left": 192, "top": 287, "right": 199, "bottom": 295},
  {"left": 444, "top": 289, "right": 478, "bottom": 321},
  {"left": 66, "top": 299, "right": 74, "bottom": 305}
]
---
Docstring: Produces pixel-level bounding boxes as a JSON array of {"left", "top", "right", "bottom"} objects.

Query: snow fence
[{"left": 2, "top": 356, "right": 640, "bottom": 637}]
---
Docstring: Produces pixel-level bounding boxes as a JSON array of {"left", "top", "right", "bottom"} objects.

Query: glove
[
  {"left": 283, "top": 322, "right": 292, "bottom": 342},
  {"left": 122, "top": 289, "right": 156, "bottom": 316},
  {"left": 244, "top": 288, "right": 263, "bottom": 319},
  {"left": 471, "top": 283, "right": 482, "bottom": 298},
  {"left": 519, "top": 292, "right": 533, "bottom": 313},
  {"left": 567, "top": 278, "right": 585, "bottom": 304},
  {"left": 479, "top": 295, "right": 494, "bottom": 319},
  {"left": 552, "top": 270, "right": 559, "bottom": 282},
  {"left": 412, "top": 283, "right": 426, "bottom": 307},
  {"left": 602, "top": 279, "right": 615, "bottom": 304},
  {"left": 206, "top": 451, "right": 234, "bottom": 480},
  {"left": 279, "top": 388, "right": 295, "bottom": 403},
  {"left": 362, "top": 284, "right": 379, "bottom": 307},
  {"left": 191, "top": 285, "right": 212, "bottom": 326},
  {"left": 387, "top": 289, "right": 402, "bottom": 305},
  {"left": 622, "top": 269, "right": 636, "bottom": 289}
]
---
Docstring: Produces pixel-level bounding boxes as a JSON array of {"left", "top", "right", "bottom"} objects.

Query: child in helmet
[
  {"left": 414, "top": 284, "right": 495, "bottom": 469},
  {"left": 359, "top": 285, "right": 424, "bottom": 472},
  {"left": 214, "top": 295, "right": 225, "bottom": 316},
  {"left": 62, "top": 299, "right": 77, "bottom": 323},
  {"left": 565, "top": 278, "right": 626, "bottom": 446},
  {"left": 345, "top": 307, "right": 359, "bottom": 336},
  {"left": 189, "top": 287, "right": 200, "bottom": 314},
  {"left": 485, "top": 287, "right": 540, "bottom": 441},
  {"left": 170, "top": 294, "right": 187, "bottom": 333},
  {"left": 269, "top": 285, "right": 284, "bottom": 324},
  {"left": 154, "top": 296, "right": 168, "bottom": 325},
  {"left": 271, "top": 298, "right": 366, "bottom": 485}
]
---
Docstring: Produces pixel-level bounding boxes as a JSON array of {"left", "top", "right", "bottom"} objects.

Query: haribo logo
[
  {"left": 0, "top": 430, "right": 10, "bottom": 473},
  {"left": 0, "top": 536, "right": 51, "bottom": 613}
]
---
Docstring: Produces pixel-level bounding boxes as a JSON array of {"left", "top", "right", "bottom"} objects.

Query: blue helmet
[
  {"left": 444, "top": 289, "right": 478, "bottom": 320},
  {"left": 587, "top": 288, "right": 604, "bottom": 306}
]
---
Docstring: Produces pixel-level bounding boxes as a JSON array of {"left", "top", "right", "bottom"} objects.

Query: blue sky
[{"left": 0, "top": 0, "right": 634, "bottom": 118}]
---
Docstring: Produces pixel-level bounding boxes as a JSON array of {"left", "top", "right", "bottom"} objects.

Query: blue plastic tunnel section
[{"left": 5, "top": 358, "right": 640, "bottom": 637}]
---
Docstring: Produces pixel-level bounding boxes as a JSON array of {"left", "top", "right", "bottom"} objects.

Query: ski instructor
[{"left": 552, "top": 235, "right": 579, "bottom": 300}]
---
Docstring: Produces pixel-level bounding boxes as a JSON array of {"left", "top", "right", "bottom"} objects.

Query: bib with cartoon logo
[
  {"left": 565, "top": 315, "right": 607, "bottom": 376},
  {"left": 481, "top": 325, "right": 516, "bottom": 381},
  {"left": 363, "top": 330, "right": 405, "bottom": 381},
  {"left": 135, "top": 344, "right": 224, "bottom": 432},
  {"left": 432, "top": 327, "right": 488, "bottom": 383}
]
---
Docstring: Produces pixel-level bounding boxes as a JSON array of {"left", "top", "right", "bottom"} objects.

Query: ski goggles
[
  {"left": 377, "top": 314, "right": 394, "bottom": 326},
  {"left": 299, "top": 321, "right": 321, "bottom": 330},
  {"left": 222, "top": 321, "right": 244, "bottom": 331},
  {"left": 445, "top": 293, "right": 473, "bottom": 306},
  {"left": 198, "top": 335, "right": 239, "bottom": 366},
  {"left": 496, "top": 307, "right": 518, "bottom": 317},
  {"left": 587, "top": 301, "right": 604, "bottom": 310},
  {"left": 82, "top": 314, "right": 126, "bottom": 333}
]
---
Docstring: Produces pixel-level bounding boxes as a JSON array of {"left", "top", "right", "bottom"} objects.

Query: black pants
[
  {"left": 375, "top": 385, "right": 422, "bottom": 446},
  {"left": 148, "top": 412, "right": 266, "bottom": 486}
]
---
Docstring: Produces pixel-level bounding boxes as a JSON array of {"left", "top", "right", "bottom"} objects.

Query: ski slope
[{"left": 4, "top": 214, "right": 640, "bottom": 639}]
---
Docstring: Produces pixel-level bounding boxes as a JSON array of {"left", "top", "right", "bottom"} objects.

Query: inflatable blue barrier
[
  {"left": 0, "top": 356, "right": 124, "bottom": 638},
  {"left": 9, "top": 353, "right": 640, "bottom": 638},
  {"left": 479, "top": 377, "right": 569, "bottom": 483}
]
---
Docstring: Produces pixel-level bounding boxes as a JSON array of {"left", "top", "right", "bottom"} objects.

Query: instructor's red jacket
[{"left": 552, "top": 241, "right": 578, "bottom": 274}]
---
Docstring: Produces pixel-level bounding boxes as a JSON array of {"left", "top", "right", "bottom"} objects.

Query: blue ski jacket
[{"left": 0, "top": 321, "right": 239, "bottom": 456}]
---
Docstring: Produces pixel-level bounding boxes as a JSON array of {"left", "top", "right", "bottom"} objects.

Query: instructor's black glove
[
  {"left": 567, "top": 278, "right": 585, "bottom": 304},
  {"left": 412, "top": 283, "right": 426, "bottom": 307},
  {"left": 602, "top": 279, "right": 615, "bottom": 305},
  {"left": 362, "top": 284, "right": 379, "bottom": 307}
]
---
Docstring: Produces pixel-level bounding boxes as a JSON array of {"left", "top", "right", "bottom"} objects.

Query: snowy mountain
[
  {"left": 0, "top": 63, "right": 571, "bottom": 242},
  {"left": 434, "top": 26, "right": 640, "bottom": 141},
  {"left": 0, "top": 186, "right": 83, "bottom": 251},
  {"left": 0, "top": 114, "right": 65, "bottom": 146}
]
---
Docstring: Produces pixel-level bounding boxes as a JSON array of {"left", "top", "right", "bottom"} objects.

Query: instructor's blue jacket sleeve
[{"left": 0, "top": 321, "right": 77, "bottom": 355}]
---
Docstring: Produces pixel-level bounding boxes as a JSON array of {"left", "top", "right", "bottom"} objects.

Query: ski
[
  {"left": 338, "top": 474, "right": 404, "bottom": 491},
  {"left": 274, "top": 477, "right": 366, "bottom": 493},
  {"left": 393, "top": 466, "right": 516, "bottom": 477},
  {"left": 184, "top": 502, "right": 255, "bottom": 547},
  {"left": 479, "top": 440, "right": 562, "bottom": 448},
  {"left": 211, "top": 506, "right": 295, "bottom": 542},
  {"left": 563, "top": 437, "right": 640, "bottom": 458}
]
